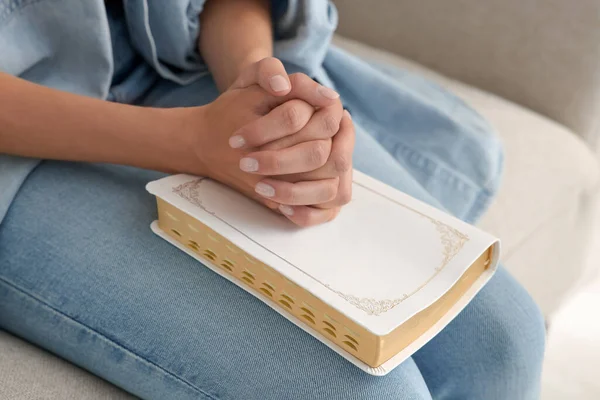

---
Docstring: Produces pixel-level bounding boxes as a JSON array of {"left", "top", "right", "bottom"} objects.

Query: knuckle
[
  {"left": 286, "top": 185, "right": 299, "bottom": 204},
  {"left": 272, "top": 58, "right": 285, "bottom": 70},
  {"left": 308, "top": 140, "right": 330, "bottom": 167},
  {"left": 256, "top": 58, "right": 269, "bottom": 72},
  {"left": 332, "top": 154, "right": 352, "bottom": 174},
  {"left": 328, "top": 208, "right": 341, "bottom": 222},
  {"left": 323, "top": 112, "right": 340, "bottom": 136},
  {"left": 289, "top": 73, "right": 310, "bottom": 85},
  {"left": 337, "top": 188, "right": 352, "bottom": 205},
  {"left": 323, "top": 182, "right": 339, "bottom": 202},
  {"left": 259, "top": 56, "right": 276, "bottom": 65},
  {"left": 259, "top": 57, "right": 278, "bottom": 70},
  {"left": 266, "top": 153, "right": 281, "bottom": 173},
  {"left": 348, "top": 120, "right": 357, "bottom": 137},
  {"left": 237, "top": 127, "right": 256, "bottom": 146},
  {"left": 282, "top": 104, "right": 302, "bottom": 131}
]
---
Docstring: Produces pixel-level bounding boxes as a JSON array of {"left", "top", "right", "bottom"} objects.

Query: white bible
[{"left": 146, "top": 170, "right": 499, "bottom": 376}]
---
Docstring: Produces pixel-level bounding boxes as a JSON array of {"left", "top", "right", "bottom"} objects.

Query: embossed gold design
[
  {"left": 328, "top": 221, "right": 469, "bottom": 315},
  {"left": 173, "top": 178, "right": 211, "bottom": 211},
  {"left": 173, "top": 178, "right": 470, "bottom": 316},
  {"left": 432, "top": 221, "right": 470, "bottom": 268}
]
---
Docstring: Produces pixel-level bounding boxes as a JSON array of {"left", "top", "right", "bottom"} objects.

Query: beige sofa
[{"left": 2, "top": 0, "right": 599, "bottom": 398}]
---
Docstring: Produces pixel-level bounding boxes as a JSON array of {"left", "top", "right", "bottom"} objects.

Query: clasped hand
[{"left": 179, "top": 58, "right": 355, "bottom": 227}]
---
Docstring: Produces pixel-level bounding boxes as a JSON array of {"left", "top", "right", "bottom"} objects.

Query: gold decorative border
[{"left": 172, "top": 178, "right": 469, "bottom": 316}]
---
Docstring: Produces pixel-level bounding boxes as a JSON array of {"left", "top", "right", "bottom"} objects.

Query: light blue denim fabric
[
  {"left": 0, "top": 0, "right": 495, "bottom": 223},
  {"left": 0, "top": 0, "right": 337, "bottom": 222},
  {"left": 0, "top": 0, "right": 113, "bottom": 221},
  {"left": 0, "top": 0, "right": 544, "bottom": 399},
  {"left": 0, "top": 163, "right": 545, "bottom": 400}
]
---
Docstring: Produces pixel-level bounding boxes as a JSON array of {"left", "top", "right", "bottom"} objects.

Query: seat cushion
[
  {"left": 333, "top": 35, "right": 600, "bottom": 314},
  {"left": 0, "top": 330, "right": 134, "bottom": 400}
]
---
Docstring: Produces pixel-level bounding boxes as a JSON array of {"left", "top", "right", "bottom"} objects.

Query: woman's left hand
[
  {"left": 228, "top": 58, "right": 356, "bottom": 226},
  {"left": 229, "top": 57, "right": 295, "bottom": 97},
  {"left": 257, "top": 109, "right": 355, "bottom": 226}
]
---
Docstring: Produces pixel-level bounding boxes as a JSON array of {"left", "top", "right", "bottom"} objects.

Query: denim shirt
[
  {"left": 0, "top": 0, "right": 338, "bottom": 223},
  {"left": 0, "top": 0, "right": 502, "bottom": 226}
]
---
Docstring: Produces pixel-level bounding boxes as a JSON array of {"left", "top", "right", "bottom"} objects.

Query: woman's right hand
[{"left": 173, "top": 77, "right": 343, "bottom": 215}]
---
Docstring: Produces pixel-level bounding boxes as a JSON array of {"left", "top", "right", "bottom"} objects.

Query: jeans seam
[
  {"left": 463, "top": 186, "right": 493, "bottom": 224},
  {"left": 396, "top": 142, "right": 486, "bottom": 193},
  {"left": 355, "top": 117, "right": 485, "bottom": 194},
  {"left": 0, "top": 275, "right": 221, "bottom": 400},
  {"left": 388, "top": 138, "right": 498, "bottom": 223}
]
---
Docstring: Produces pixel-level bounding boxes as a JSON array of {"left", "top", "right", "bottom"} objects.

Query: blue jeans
[{"left": 0, "top": 81, "right": 545, "bottom": 400}]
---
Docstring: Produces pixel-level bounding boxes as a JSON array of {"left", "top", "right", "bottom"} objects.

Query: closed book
[{"left": 146, "top": 170, "right": 499, "bottom": 376}]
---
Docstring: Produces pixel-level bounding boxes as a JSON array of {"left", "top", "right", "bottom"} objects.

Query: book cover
[{"left": 146, "top": 170, "right": 499, "bottom": 375}]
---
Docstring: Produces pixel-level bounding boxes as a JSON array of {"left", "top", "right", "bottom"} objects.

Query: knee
[
  {"left": 457, "top": 120, "right": 504, "bottom": 223},
  {"left": 495, "top": 298, "right": 545, "bottom": 375},
  {"left": 484, "top": 136, "right": 503, "bottom": 193},
  {"left": 478, "top": 124, "right": 504, "bottom": 197},
  {"left": 478, "top": 271, "right": 546, "bottom": 385},
  {"left": 414, "top": 269, "right": 545, "bottom": 398},
  {"left": 443, "top": 100, "right": 505, "bottom": 199}
]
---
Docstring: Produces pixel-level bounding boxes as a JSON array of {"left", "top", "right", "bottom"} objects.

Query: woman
[{"left": 0, "top": 1, "right": 545, "bottom": 399}]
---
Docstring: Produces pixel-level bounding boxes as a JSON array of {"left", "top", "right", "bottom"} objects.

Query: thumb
[{"left": 230, "top": 57, "right": 291, "bottom": 96}]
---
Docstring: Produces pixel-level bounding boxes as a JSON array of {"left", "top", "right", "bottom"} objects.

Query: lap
[
  {"left": 0, "top": 161, "right": 544, "bottom": 399},
  {"left": 0, "top": 162, "right": 432, "bottom": 400},
  {"left": 0, "top": 69, "right": 535, "bottom": 399}
]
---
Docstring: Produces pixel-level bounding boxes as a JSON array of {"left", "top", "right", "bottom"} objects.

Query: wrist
[
  {"left": 154, "top": 105, "right": 214, "bottom": 177},
  {"left": 199, "top": 0, "right": 273, "bottom": 91},
  {"left": 139, "top": 107, "right": 202, "bottom": 175}
]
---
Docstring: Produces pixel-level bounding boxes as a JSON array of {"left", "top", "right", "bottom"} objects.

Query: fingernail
[
  {"left": 317, "top": 85, "right": 340, "bottom": 99},
  {"left": 229, "top": 135, "right": 246, "bottom": 149},
  {"left": 344, "top": 109, "right": 352, "bottom": 120},
  {"left": 240, "top": 157, "right": 259, "bottom": 172},
  {"left": 255, "top": 182, "right": 275, "bottom": 197},
  {"left": 279, "top": 205, "right": 294, "bottom": 216},
  {"left": 269, "top": 75, "right": 290, "bottom": 92}
]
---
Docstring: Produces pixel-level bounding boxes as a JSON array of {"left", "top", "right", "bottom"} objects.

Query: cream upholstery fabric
[
  {"left": 0, "top": 330, "right": 134, "bottom": 399},
  {"left": 334, "top": 0, "right": 600, "bottom": 152},
  {"left": 334, "top": 35, "right": 600, "bottom": 315}
]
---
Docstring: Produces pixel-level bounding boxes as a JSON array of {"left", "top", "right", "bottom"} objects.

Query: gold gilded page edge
[{"left": 172, "top": 178, "right": 470, "bottom": 316}]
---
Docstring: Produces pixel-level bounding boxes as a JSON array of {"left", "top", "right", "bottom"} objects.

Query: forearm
[
  {"left": 199, "top": 0, "right": 273, "bottom": 91},
  {"left": 0, "top": 73, "right": 187, "bottom": 172}
]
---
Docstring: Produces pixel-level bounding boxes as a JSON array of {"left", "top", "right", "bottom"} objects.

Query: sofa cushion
[{"left": 0, "top": 330, "right": 134, "bottom": 399}]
